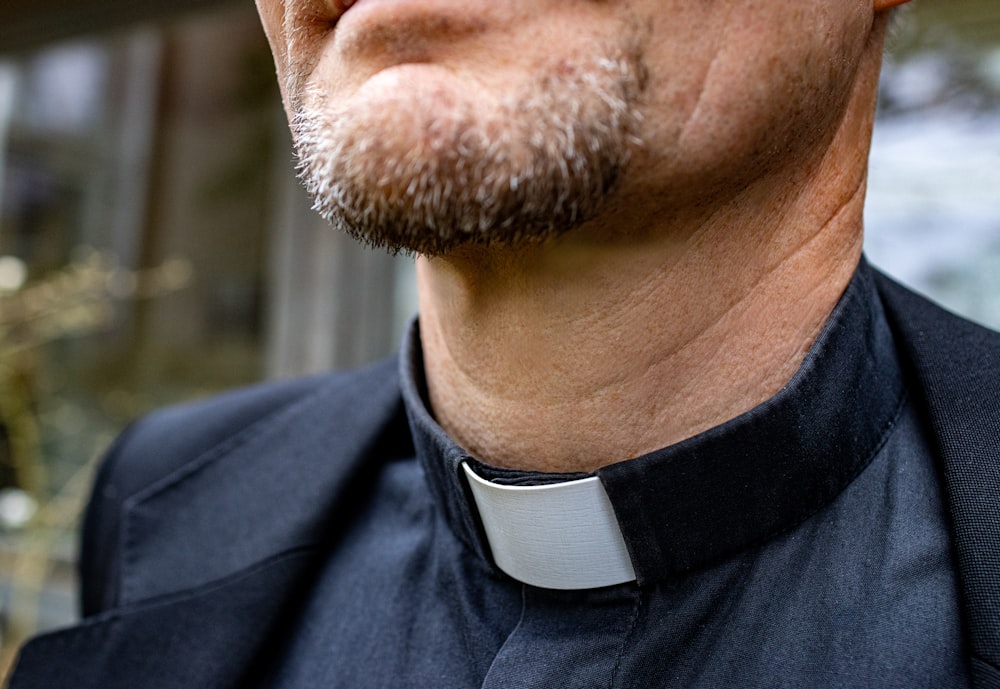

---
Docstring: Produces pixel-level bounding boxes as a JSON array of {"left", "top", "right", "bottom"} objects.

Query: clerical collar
[{"left": 401, "top": 259, "right": 906, "bottom": 589}]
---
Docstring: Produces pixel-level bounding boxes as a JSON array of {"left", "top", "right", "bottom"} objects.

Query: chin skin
[{"left": 292, "top": 22, "right": 649, "bottom": 256}]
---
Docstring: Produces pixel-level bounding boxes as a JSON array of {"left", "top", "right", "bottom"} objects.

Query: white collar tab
[{"left": 461, "top": 462, "right": 637, "bottom": 590}]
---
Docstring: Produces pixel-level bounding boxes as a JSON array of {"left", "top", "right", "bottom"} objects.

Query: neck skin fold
[{"left": 415, "top": 25, "right": 886, "bottom": 475}]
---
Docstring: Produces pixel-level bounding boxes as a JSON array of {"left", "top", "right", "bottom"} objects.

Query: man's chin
[
  {"left": 319, "top": 207, "right": 585, "bottom": 258},
  {"left": 293, "top": 44, "right": 646, "bottom": 258}
]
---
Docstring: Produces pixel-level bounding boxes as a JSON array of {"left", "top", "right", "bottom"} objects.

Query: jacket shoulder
[
  {"left": 80, "top": 356, "right": 399, "bottom": 616},
  {"left": 875, "top": 269, "right": 1000, "bottom": 685},
  {"left": 875, "top": 270, "right": 1000, "bottom": 363}
]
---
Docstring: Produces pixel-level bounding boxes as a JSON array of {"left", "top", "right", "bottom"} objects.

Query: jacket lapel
[
  {"left": 7, "top": 549, "right": 315, "bottom": 689},
  {"left": 877, "top": 271, "right": 1000, "bottom": 688},
  {"left": 121, "top": 358, "right": 405, "bottom": 604},
  {"left": 7, "top": 358, "right": 408, "bottom": 689}
]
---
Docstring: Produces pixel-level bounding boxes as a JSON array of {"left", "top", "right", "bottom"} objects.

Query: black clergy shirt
[{"left": 263, "top": 260, "right": 972, "bottom": 689}]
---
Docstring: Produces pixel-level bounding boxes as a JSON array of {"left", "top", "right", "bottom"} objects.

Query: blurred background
[{"left": 0, "top": 0, "right": 997, "bottom": 677}]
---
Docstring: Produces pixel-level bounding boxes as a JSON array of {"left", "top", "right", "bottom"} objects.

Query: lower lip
[
  {"left": 334, "top": 0, "right": 489, "bottom": 35},
  {"left": 338, "top": 0, "right": 466, "bottom": 19},
  {"left": 338, "top": 0, "right": 398, "bottom": 15}
]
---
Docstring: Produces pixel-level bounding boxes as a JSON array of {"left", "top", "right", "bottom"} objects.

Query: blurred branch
[
  {"left": 0, "top": 246, "right": 191, "bottom": 498},
  {"left": 0, "top": 248, "right": 193, "bottom": 354}
]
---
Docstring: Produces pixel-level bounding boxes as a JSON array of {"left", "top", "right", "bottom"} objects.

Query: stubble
[{"left": 291, "top": 31, "right": 648, "bottom": 256}]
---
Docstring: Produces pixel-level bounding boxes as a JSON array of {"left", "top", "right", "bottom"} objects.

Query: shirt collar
[{"left": 401, "top": 259, "right": 906, "bottom": 587}]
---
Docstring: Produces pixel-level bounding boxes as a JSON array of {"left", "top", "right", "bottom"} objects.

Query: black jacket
[{"left": 6, "top": 272, "right": 1000, "bottom": 689}]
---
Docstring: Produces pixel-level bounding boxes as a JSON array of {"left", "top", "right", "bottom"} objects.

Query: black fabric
[
  {"left": 12, "top": 550, "right": 318, "bottom": 689},
  {"left": 79, "top": 373, "right": 336, "bottom": 616},
  {"left": 877, "top": 273, "right": 1000, "bottom": 685},
  {"left": 5, "top": 261, "right": 998, "bottom": 689},
  {"left": 258, "top": 388, "right": 971, "bottom": 689}
]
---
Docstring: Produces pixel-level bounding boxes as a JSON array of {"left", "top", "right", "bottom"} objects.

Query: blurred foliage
[{"left": 0, "top": 248, "right": 191, "bottom": 663}]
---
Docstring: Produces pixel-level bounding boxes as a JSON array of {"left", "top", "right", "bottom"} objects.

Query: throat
[{"left": 414, "top": 234, "right": 862, "bottom": 474}]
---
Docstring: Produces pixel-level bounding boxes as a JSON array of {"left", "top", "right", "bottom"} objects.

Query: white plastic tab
[{"left": 462, "top": 462, "right": 636, "bottom": 590}]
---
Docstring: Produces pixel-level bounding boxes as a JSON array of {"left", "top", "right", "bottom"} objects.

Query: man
[{"left": 8, "top": 1, "right": 1000, "bottom": 687}]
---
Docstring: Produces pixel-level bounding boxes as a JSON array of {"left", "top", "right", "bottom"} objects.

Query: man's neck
[{"left": 416, "top": 201, "right": 863, "bottom": 474}]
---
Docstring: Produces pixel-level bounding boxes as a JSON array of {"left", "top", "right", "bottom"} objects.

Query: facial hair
[{"left": 291, "top": 41, "right": 647, "bottom": 256}]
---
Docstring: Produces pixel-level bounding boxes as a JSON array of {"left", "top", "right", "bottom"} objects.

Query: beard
[{"left": 291, "top": 42, "right": 647, "bottom": 257}]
